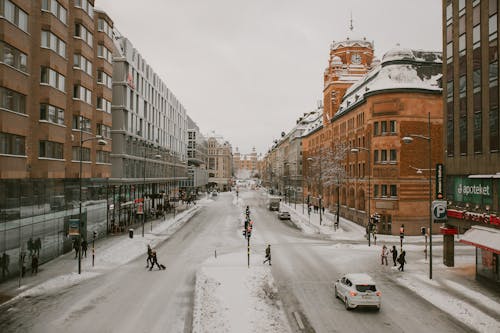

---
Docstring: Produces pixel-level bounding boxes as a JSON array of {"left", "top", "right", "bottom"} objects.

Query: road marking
[{"left": 292, "top": 311, "right": 305, "bottom": 330}]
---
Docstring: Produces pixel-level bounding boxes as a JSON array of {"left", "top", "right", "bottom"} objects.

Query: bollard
[{"left": 129, "top": 229, "right": 134, "bottom": 239}]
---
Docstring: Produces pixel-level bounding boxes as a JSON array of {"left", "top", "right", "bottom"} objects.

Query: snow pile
[
  {"left": 16, "top": 272, "right": 101, "bottom": 298},
  {"left": 395, "top": 273, "right": 500, "bottom": 333},
  {"left": 192, "top": 252, "right": 291, "bottom": 333}
]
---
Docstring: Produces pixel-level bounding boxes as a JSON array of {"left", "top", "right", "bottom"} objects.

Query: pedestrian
[
  {"left": 34, "top": 237, "right": 41, "bottom": 256},
  {"left": 20, "top": 251, "right": 26, "bottom": 277},
  {"left": 146, "top": 245, "right": 153, "bottom": 268},
  {"left": 397, "top": 250, "right": 407, "bottom": 271},
  {"left": 31, "top": 254, "right": 39, "bottom": 275},
  {"left": 73, "top": 238, "right": 80, "bottom": 259},
  {"left": 381, "top": 245, "right": 388, "bottom": 265},
  {"left": 81, "top": 239, "right": 88, "bottom": 258},
  {"left": 1, "top": 253, "right": 9, "bottom": 277},
  {"left": 263, "top": 244, "right": 271, "bottom": 266},
  {"left": 322, "top": 206, "right": 325, "bottom": 214},
  {"left": 149, "top": 251, "right": 164, "bottom": 271},
  {"left": 390, "top": 245, "right": 398, "bottom": 266},
  {"left": 27, "top": 238, "right": 34, "bottom": 256}
]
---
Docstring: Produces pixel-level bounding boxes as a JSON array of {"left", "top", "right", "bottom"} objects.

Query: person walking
[
  {"left": 381, "top": 245, "right": 388, "bottom": 266},
  {"left": 81, "top": 239, "right": 88, "bottom": 258},
  {"left": 263, "top": 244, "right": 271, "bottom": 266},
  {"left": 34, "top": 237, "right": 41, "bottom": 256},
  {"left": 146, "top": 245, "right": 153, "bottom": 268},
  {"left": 149, "top": 251, "right": 164, "bottom": 271},
  {"left": 390, "top": 245, "right": 398, "bottom": 266},
  {"left": 397, "top": 250, "right": 407, "bottom": 271},
  {"left": 73, "top": 238, "right": 80, "bottom": 259},
  {"left": 31, "top": 254, "right": 39, "bottom": 275},
  {"left": 1, "top": 253, "right": 9, "bottom": 278}
]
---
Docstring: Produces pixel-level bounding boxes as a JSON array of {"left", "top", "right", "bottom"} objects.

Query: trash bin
[{"left": 129, "top": 229, "right": 133, "bottom": 239}]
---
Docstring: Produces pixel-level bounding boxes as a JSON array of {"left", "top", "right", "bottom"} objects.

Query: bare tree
[{"left": 306, "top": 142, "right": 349, "bottom": 226}]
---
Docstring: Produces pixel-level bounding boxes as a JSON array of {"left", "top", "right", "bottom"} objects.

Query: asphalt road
[{"left": 0, "top": 190, "right": 474, "bottom": 333}]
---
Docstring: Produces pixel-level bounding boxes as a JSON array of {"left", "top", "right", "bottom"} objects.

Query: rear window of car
[{"left": 355, "top": 284, "right": 377, "bottom": 292}]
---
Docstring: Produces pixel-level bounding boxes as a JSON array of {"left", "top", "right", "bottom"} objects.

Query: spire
[{"left": 349, "top": 11, "right": 353, "bottom": 32}]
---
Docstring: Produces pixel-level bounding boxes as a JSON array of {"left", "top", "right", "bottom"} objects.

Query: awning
[{"left": 460, "top": 226, "right": 500, "bottom": 254}]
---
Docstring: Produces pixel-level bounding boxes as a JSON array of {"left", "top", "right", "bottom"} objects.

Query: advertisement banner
[
  {"left": 68, "top": 219, "right": 80, "bottom": 236},
  {"left": 453, "top": 177, "right": 492, "bottom": 206}
]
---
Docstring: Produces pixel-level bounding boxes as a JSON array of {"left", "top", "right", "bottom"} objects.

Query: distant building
[
  {"left": 207, "top": 133, "right": 233, "bottom": 191},
  {"left": 233, "top": 147, "right": 258, "bottom": 178},
  {"left": 187, "top": 116, "right": 208, "bottom": 194}
]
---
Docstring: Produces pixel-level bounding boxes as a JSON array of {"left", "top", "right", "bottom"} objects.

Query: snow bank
[{"left": 192, "top": 252, "right": 291, "bottom": 333}]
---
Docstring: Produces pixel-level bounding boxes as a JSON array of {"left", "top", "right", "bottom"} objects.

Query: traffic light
[
  {"left": 247, "top": 225, "right": 252, "bottom": 238},
  {"left": 400, "top": 224, "right": 405, "bottom": 239},
  {"left": 93, "top": 231, "right": 97, "bottom": 239}
]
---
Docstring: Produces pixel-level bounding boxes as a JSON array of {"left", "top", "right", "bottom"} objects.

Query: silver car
[
  {"left": 334, "top": 273, "right": 381, "bottom": 311},
  {"left": 278, "top": 211, "right": 291, "bottom": 220}
]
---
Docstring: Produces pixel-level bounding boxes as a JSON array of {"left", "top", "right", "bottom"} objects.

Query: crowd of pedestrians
[{"left": 380, "top": 244, "right": 407, "bottom": 272}]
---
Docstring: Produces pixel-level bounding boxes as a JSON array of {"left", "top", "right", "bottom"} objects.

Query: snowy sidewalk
[
  {"left": 280, "top": 201, "right": 500, "bottom": 333},
  {"left": 0, "top": 198, "right": 213, "bottom": 305}
]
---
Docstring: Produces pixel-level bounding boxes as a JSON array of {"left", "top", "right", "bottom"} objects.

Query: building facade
[
  {"left": 110, "top": 30, "right": 188, "bottom": 231},
  {"left": 443, "top": 0, "right": 500, "bottom": 286},
  {"left": 207, "top": 134, "right": 233, "bottom": 191},
  {"left": 187, "top": 116, "right": 208, "bottom": 194},
  {"left": 0, "top": 0, "right": 113, "bottom": 279},
  {"left": 233, "top": 147, "right": 258, "bottom": 179}
]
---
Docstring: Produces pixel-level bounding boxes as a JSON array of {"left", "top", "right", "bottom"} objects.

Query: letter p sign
[{"left": 432, "top": 200, "right": 447, "bottom": 222}]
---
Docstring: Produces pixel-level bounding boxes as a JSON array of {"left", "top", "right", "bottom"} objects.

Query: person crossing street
[{"left": 263, "top": 244, "right": 271, "bottom": 266}]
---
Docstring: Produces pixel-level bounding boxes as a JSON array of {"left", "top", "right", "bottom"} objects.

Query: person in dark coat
[
  {"left": 31, "top": 254, "right": 39, "bottom": 275},
  {"left": 73, "top": 238, "right": 80, "bottom": 259},
  {"left": 1, "top": 253, "right": 9, "bottom": 277},
  {"left": 81, "top": 239, "right": 88, "bottom": 258},
  {"left": 263, "top": 244, "right": 271, "bottom": 266},
  {"left": 34, "top": 237, "right": 42, "bottom": 256},
  {"left": 149, "top": 251, "right": 163, "bottom": 271},
  {"left": 27, "top": 238, "right": 34, "bottom": 256},
  {"left": 397, "top": 250, "right": 406, "bottom": 271},
  {"left": 146, "top": 245, "right": 153, "bottom": 268},
  {"left": 390, "top": 246, "right": 398, "bottom": 266}
]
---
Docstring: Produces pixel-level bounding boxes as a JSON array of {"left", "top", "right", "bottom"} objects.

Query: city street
[{"left": 0, "top": 190, "right": 496, "bottom": 332}]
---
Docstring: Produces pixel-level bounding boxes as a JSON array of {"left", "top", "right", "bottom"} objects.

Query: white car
[{"left": 334, "top": 273, "right": 381, "bottom": 311}]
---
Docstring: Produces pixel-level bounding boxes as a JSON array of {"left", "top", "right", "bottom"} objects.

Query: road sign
[{"left": 432, "top": 200, "right": 447, "bottom": 222}]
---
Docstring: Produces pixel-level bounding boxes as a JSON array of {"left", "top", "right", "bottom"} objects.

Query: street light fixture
[
  {"left": 142, "top": 144, "right": 162, "bottom": 237},
  {"left": 78, "top": 134, "right": 107, "bottom": 274},
  {"left": 351, "top": 146, "right": 371, "bottom": 245},
  {"left": 401, "top": 111, "right": 433, "bottom": 280}
]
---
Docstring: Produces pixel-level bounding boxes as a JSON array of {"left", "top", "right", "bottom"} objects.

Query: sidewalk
[
  {"left": 280, "top": 201, "right": 500, "bottom": 333},
  {"left": 0, "top": 199, "right": 212, "bottom": 306}
]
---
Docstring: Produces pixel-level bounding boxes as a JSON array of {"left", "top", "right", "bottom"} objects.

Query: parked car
[
  {"left": 334, "top": 273, "right": 381, "bottom": 311},
  {"left": 212, "top": 192, "right": 218, "bottom": 197},
  {"left": 278, "top": 211, "right": 291, "bottom": 220}
]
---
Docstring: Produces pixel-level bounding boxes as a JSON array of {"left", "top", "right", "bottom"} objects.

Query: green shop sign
[{"left": 453, "top": 177, "right": 492, "bottom": 206}]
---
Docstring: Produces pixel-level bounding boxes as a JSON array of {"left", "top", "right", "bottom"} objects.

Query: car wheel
[
  {"left": 334, "top": 286, "right": 339, "bottom": 299},
  {"left": 344, "top": 297, "right": 351, "bottom": 310}
]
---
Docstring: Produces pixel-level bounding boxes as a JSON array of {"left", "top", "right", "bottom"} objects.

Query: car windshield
[{"left": 355, "top": 284, "right": 376, "bottom": 292}]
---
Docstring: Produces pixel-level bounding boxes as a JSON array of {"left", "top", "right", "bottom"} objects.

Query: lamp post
[
  {"left": 78, "top": 134, "right": 107, "bottom": 274},
  {"left": 402, "top": 112, "right": 433, "bottom": 280},
  {"left": 142, "top": 144, "right": 161, "bottom": 237},
  {"left": 307, "top": 157, "right": 322, "bottom": 225},
  {"left": 351, "top": 146, "right": 371, "bottom": 245}
]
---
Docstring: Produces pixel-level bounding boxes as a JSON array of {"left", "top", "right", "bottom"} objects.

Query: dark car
[{"left": 278, "top": 211, "right": 291, "bottom": 220}]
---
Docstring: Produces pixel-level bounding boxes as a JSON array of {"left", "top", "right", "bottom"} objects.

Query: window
[
  {"left": 380, "top": 121, "right": 387, "bottom": 134},
  {"left": 97, "top": 44, "right": 112, "bottom": 63},
  {"left": 73, "top": 54, "right": 92, "bottom": 76},
  {"left": 0, "top": 0, "right": 28, "bottom": 32},
  {"left": 460, "top": 96, "right": 468, "bottom": 155},
  {"left": 96, "top": 123, "right": 111, "bottom": 138},
  {"left": 97, "top": 97, "right": 111, "bottom": 113},
  {"left": 490, "top": 14, "right": 498, "bottom": 39},
  {"left": 74, "top": 23, "right": 93, "bottom": 47},
  {"left": 447, "top": 101, "right": 454, "bottom": 156},
  {"left": 41, "top": 30, "right": 66, "bottom": 58},
  {"left": 73, "top": 85, "right": 92, "bottom": 104},
  {"left": 40, "top": 67, "right": 65, "bottom": 92},
  {"left": 0, "top": 86, "right": 26, "bottom": 114},
  {"left": 41, "top": 0, "right": 67, "bottom": 24},
  {"left": 490, "top": 61, "right": 498, "bottom": 82},
  {"left": 381, "top": 184, "right": 388, "bottom": 197},
  {"left": 390, "top": 149, "right": 397, "bottom": 162},
  {"left": 381, "top": 150, "right": 387, "bottom": 162},
  {"left": 389, "top": 120, "right": 396, "bottom": 133},
  {"left": 72, "top": 146, "right": 90, "bottom": 161},
  {"left": 97, "top": 18, "right": 113, "bottom": 39},
  {"left": 96, "top": 150, "right": 110, "bottom": 163},
  {"left": 40, "top": 104, "right": 64, "bottom": 125},
  {"left": 446, "top": 2, "right": 453, "bottom": 25},
  {"left": 373, "top": 150, "right": 379, "bottom": 163},
  {"left": 490, "top": 81, "right": 499, "bottom": 151},
  {"left": 447, "top": 42, "right": 453, "bottom": 60},
  {"left": 97, "top": 70, "right": 112, "bottom": 89},
  {"left": 39, "top": 140, "right": 63, "bottom": 159},
  {"left": 72, "top": 115, "right": 91, "bottom": 132},
  {"left": 459, "top": 34, "right": 466, "bottom": 56},
  {"left": 0, "top": 131, "right": 25, "bottom": 155},
  {"left": 74, "top": 0, "right": 93, "bottom": 18},
  {"left": 0, "top": 41, "right": 27, "bottom": 72},
  {"left": 390, "top": 185, "right": 397, "bottom": 197}
]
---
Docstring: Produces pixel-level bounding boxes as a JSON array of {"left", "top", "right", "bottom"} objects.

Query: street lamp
[
  {"left": 351, "top": 146, "right": 371, "bottom": 245},
  {"left": 78, "top": 134, "right": 107, "bottom": 274},
  {"left": 307, "top": 157, "right": 322, "bottom": 225},
  {"left": 402, "top": 112, "right": 433, "bottom": 280},
  {"left": 142, "top": 144, "right": 161, "bottom": 237}
]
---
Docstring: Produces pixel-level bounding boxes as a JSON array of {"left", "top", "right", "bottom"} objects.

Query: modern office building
[
  {"left": 442, "top": 0, "right": 500, "bottom": 286},
  {"left": 109, "top": 30, "right": 188, "bottom": 231},
  {"left": 0, "top": 0, "right": 113, "bottom": 279},
  {"left": 187, "top": 116, "right": 208, "bottom": 194}
]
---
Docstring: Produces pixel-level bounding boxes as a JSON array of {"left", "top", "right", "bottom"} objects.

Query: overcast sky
[{"left": 98, "top": 0, "right": 442, "bottom": 155}]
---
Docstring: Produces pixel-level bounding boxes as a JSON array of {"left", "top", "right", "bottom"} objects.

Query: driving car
[
  {"left": 334, "top": 273, "right": 381, "bottom": 311},
  {"left": 277, "top": 211, "right": 291, "bottom": 220}
]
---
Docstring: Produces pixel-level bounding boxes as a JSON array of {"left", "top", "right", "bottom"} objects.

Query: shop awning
[{"left": 460, "top": 226, "right": 500, "bottom": 254}]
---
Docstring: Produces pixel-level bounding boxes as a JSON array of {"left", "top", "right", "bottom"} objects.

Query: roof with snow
[
  {"left": 334, "top": 46, "right": 442, "bottom": 119},
  {"left": 301, "top": 109, "right": 323, "bottom": 138}
]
